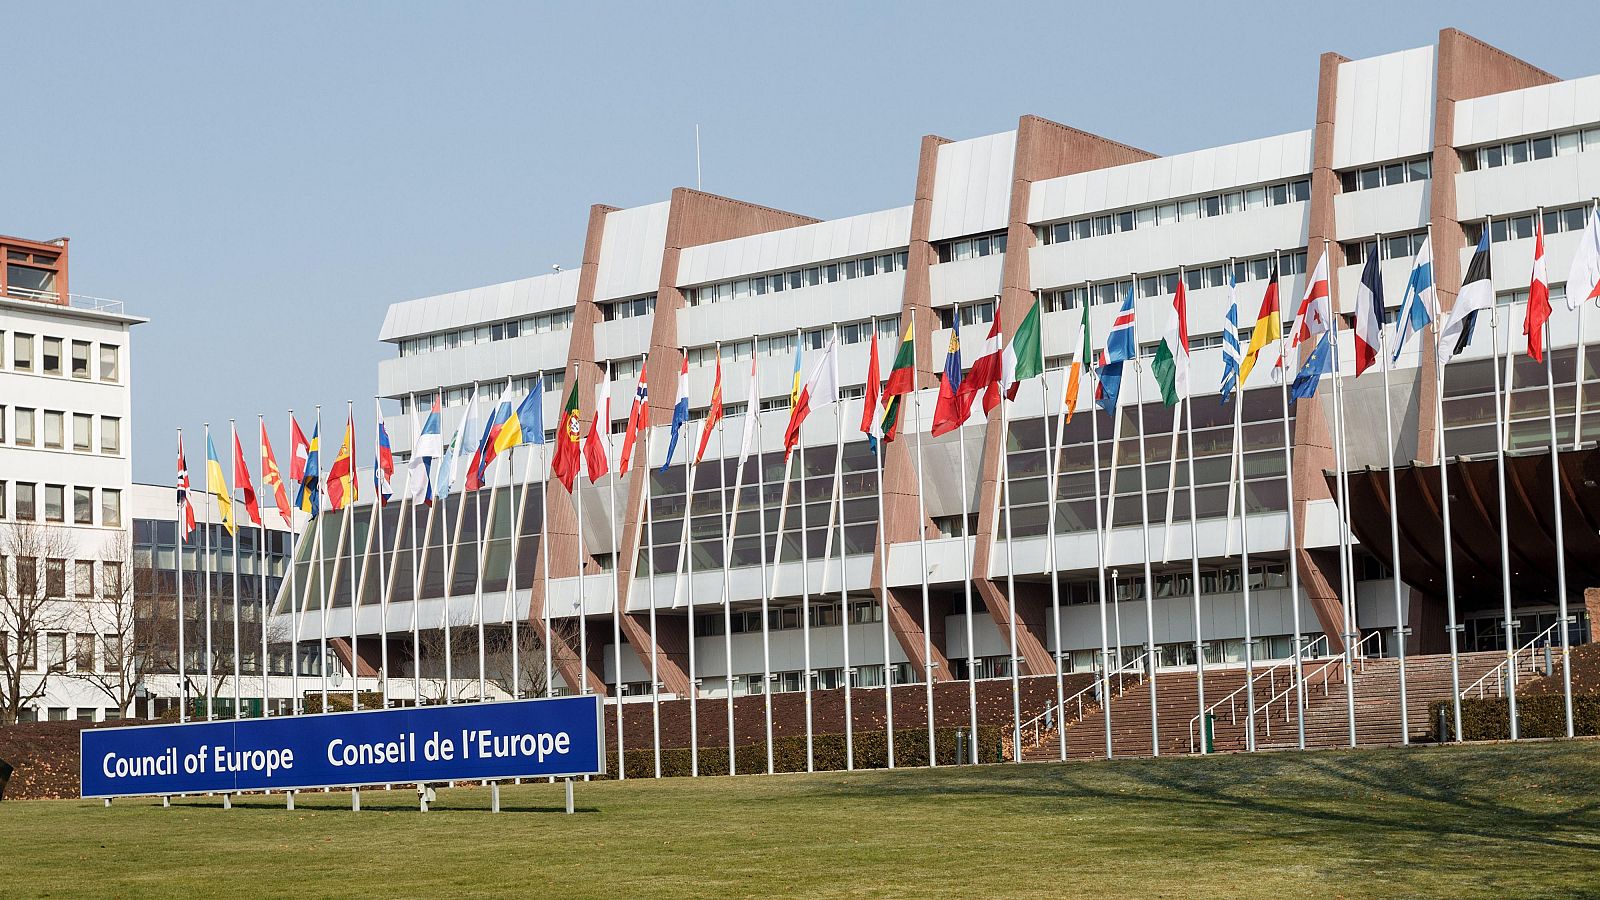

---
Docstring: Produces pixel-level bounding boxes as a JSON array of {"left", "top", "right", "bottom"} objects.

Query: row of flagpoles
[{"left": 164, "top": 200, "right": 1600, "bottom": 774}]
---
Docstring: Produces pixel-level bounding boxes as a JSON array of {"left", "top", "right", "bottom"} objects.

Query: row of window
[
  {"left": 0, "top": 630, "right": 125, "bottom": 674},
  {"left": 0, "top": 405, "right": 121, "bottom": 454},
  {"left": 1037, "top": 179, "right": 1311, "bottom": 246},
  {"left": 10, "top": 707, "right": 125, "bottom": 723},
  {"left": 1039, "top": 250, "right": 1311, "bottom": 314},
  {"left": 0, "top": 482, "right": 123, "bottom": 526},
  {"left": 691, "top": 598, "right": 882, "bottom": 637},
  {"left": 1337, "top": 156, "right": 1431, "bottom": 193},
  {"left": 394, "top": 309, "right": 575, "bottom": 358},
  {"left": 602, "top": 295, "right": 657, "bottom": 321},
  {"left": 1479, "top": 203, "right": 1595, "bottom": 245},
  {"left": 1463, "top": 126, "right": 1600, "bottom": 172},
  {"left": 0, "top": 556, "right": 125, "bottom": 601},
  {"left": 685, "top": 250, "right": 911, "bottom": 308},
  {"left": 683, "top": 317, "right": 903, "bottom": 369},
  {"left": 3, "top": 331, "right": 121, "bottom": 381},
  {"left": 396, "top": 369, "right": 568, "bottom": 416},
  {"left": 936, "top": 232, "right": 1007, "bottom": 263},
  {"left": 1340, "top": 230, "right": 1429, "bottom": 267}
]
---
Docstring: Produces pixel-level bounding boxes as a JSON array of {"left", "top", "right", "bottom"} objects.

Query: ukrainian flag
[
  {"left": 205, "top": 435, "right": 236, "bottom": 536},
  {"left": 295, "top": 424, "right": 321, "bottom": 518}
]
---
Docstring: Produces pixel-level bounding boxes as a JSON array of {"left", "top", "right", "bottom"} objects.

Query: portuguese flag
[
  {"left": 551, "top": 381, "right": 583, "bottom": 493},
  {"left": 880, "top": 318, "right": 917, "bottom": 441}
]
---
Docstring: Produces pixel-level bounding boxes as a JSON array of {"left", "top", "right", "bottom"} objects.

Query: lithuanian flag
[{"left": 880, "top": 318, "right": 916, "bottom": 441}]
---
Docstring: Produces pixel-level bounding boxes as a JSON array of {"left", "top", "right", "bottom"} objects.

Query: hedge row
[
  {"left": 1430, "top": 695, "right": 1600, "bottom": 742},
  {"left": 301, "top": 692, "right": 387, "bottom": 714},
  {"left": 601, "top": 726, "right": 1007, "bottom": 779}
]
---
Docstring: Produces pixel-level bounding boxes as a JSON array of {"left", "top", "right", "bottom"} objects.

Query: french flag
[
  {"left": 660, "top": 355, "right": 690, "bottom": 472},
  {"left": 1353, "top": 249, "right": 1384, "bottom": 377}
]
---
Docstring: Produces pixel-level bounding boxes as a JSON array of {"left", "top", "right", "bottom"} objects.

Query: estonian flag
[{"left": 1439, "top": 231, "right": 1493, "bottom": 368}]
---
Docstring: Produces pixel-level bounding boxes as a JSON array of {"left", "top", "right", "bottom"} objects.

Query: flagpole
[
  {"left": 912, "top": 343, "right": 938, "bottom": 765},
  {"left": 1330, "top": 310, "right": 1358, "bottom": 748},
  {"left": 506, "top": 444, "right": 534, "bottom": 702},
  {"left": 685, "top": 418, "right": 700, "bottom": 777},
  {"left": 342, "top": 402, "right": 362, "bottom": 710},
  {"left": 1132, "top": 310, "right": 1160, "bottom": 756},
  {"left": 177, "top": 428, "right": 189, "bottom": 723},
  {"left": 1489, "top": 272, "right": 1520, "bottom": 740},
  {"left": 1236, "top": 347, "right": 1256, "bottom": 752},
  {"left": 575, "top": 411, "right": 590, "bottom": 715},
  {"left": 1545, "top": 291, "right": 1576, "bottom": 739},
  {"left": 286, "top": 412, "right": 302, "bottom": 717},
  {"left": 945, "top": 304, "right": 979, "bottom": 764},
  {"left": 999, "top": 363, "right": 1024, "bottom": 762},
  {"left": 753, "top": 402, "right": 775, "bottom": 775},
  {"left": 604, "top": 366, "right": 627, "bottom": 778},
  {"left": 1045, "top": 326, "right": 1069, "bottom": 762},
  {"left": 1089, "top": 281, "right": 1116, "bottom": 760},
  {"left": 202, "top": 421, "right": 216, "bottom": 722},
  {"left": 1183, "top": 390, "right": 1204, "bottom": 749},
  {"left": 258, "top": 417, "right": 271, "bottom": 716},
  {"left": 644, "top": 420, "right": 661, "bottom": 778},
  {"left": 872, "top": 377, "right": 896, "bottom": 768},
  {"left": 1273, "top": 255, "right": 1306, "bottom": 751},
  {"left": 830, "top": 325, "right": 854, "bottom": 769},
  {"left": 541, "top": 433, "right": 553, "bottom": 702},
  {"left": 372, "top": 401, "right": 391, "bottom": 706},
  {"left": 798, "top": 400, "right": 815, "bottom": 773},
  {"left": 1375, "top": 239, "right": 1409, "bottom": 744},
  {"left": 1577, "top": 197, "right": 1600, "bottom": 451},
  {"left": 408, "top": 493, "right": 428, "bottom": 707},
  {"left": 472, "top": 462, "right": 490, "bottom": 702},
  {"left": 230, "top": 419, "right": 243, "bottom": 718},
  {"left": 716, "top": 379, "right": 736, "bottom": 776}
]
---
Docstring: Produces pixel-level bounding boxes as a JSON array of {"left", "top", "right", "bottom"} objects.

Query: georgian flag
[
  {"left": 1353, "top": 249, "right": 1385, "bottom": 377},
  {"left": 1290, "top": 250, "right": 1333, "bottom": 352}
]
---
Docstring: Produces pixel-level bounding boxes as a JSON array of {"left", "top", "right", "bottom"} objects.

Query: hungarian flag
[
  {"left": 1526, "top": 217, "right": 1551, "bottom": 362},
  {"left": 618, "top": 364, "right": 649, "bottom": 476},
  {"left": 1153, "top": 280, "right": 1190, "bottom": 407},
  {"left": 583, "top": 373, "right": 611, "bottom": 482},
  {"left": 1063, "top": 299, "right": 1091, "bottom": 423},
  {"left": 860, "top": 329, "right": 885, "bottom": 452},
  {"left": 551, "top": 381, "right": 583, "bottom": 493},
  {"left": 326, "top": 412, "right": 358, "bottom": 511},
  {"left": 260, "top": 420, "right": 292, "bottom": 521},
  {"left": 176, "top": 435, "right": 196, "bottom": 541},
  {"left": 1353, "top": 250, "right": 1385, "bottom": 377},
  {"left": 1239, "top": 261, "right": 1281, "bottom": 386},
  {"left": 1001, "top": 299, "right": 1043, "bottom": 402},
  {"left": 232, "top": 429, "right": 262, "bottom": 527},
  {"left": 960, "top": 311, "right": 1003, "bottom": 415},
  {"left": 694, "top": 354, "right": 724, "bottom": 464},
  {"left": 880, "top": 319, "right": 916, "bottom": 442},
  {"left": 931, "top": 329, "right": 965, "bottom": 437},
  {"left": 783, "top": 337, "right": 838, "bottom": 458}
]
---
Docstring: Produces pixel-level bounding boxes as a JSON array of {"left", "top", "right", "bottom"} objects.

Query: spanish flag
[
  {"left": 326, "top": 412, "right": 358, "bottom": 511},
  {"left": 205, "top": 434, "right": 236, "bottom": 536}
]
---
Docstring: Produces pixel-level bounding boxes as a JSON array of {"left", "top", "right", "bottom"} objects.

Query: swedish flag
[{"left": 295, "top": 423, "right": 321, "bottom": 518}]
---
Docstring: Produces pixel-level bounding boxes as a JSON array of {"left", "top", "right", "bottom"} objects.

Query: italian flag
[
  {"left": 1152, "top": 280, "right": 1189, "bottom": 406},
  {"left": 880, "top": 319, "right": 916, "bottom": 441},
  {"left": 1063, "top": 299, "right": 1090, "bottom": 422},
  {"left": 550, "top": 381, "right": 583, "bottom": 493},
  {"left": 1001, "top": 299, "right": 1043, "bottom": 402}
]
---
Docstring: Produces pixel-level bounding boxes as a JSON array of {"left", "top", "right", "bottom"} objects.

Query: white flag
[{"left": 1567, "top": 207, "right": 1600, "bottom": 312}]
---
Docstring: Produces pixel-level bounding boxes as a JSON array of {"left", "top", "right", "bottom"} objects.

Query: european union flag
[{"left": 1290, "top": 329, "right": 1333, "bottom": 403}]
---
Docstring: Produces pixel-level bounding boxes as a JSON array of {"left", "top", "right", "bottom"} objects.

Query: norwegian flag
[
  {"left": 176, "top": 434, "right": 196, "bottom": 541},
  {"left": 619, "top": 362, "right": 649, "bottom": 476}
]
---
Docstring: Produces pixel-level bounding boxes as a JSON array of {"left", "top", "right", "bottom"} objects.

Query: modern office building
[
  {"left": 268, "top": 29, "right": 1600, "bottom": 759},
  {"left": 0, "top": 234, "right": 145, "bottom": 724}
]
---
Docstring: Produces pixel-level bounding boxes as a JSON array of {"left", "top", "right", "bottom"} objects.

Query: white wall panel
[
  {"left": 928, "top": 253, "right": 1005, "bottom": 306},
  {"left": 1333, "top": 179, "right": 1431, "bottom": 241},
  {"left": 1455, "top": 153, "right": 1600, "bottom": 222},
  {"left": 378, "top": 268, "right": 580, "bottom": 342},
  {"left": 593, "top": 201, "right": 671, "bottom": 303},
  {"left": 929, "top": 131, "right": 1016, "bottom": 241},
  {"left": 675, "top": 206, "right": 912, "bottom": 286},
  {"left": 1455, "top": 75, "right": 1600, "bottom": 146},
  {"left": 1332, "top": 46, "right": 1436, "bottom": 169},
  {"left": 676, "top": 272, "right": 905, "bottom": 350}
]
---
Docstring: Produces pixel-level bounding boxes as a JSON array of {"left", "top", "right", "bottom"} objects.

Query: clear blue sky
[{"left": 7, "top": 1, "right": 1598, "bottom": 482}]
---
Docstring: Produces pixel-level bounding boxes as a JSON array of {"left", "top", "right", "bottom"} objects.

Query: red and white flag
[
  {"left": 583, "top": 372, "right": 612, "bottom": 482},
  {"left": 962, "top": 311, "right": 1005, "bottom": 415},
  {"left": 289, "top": 416, "right": 310, "bottom": 484},
  {"left": 232, "top": 429, "right": 262, "bottom": 527},
  {"left": 1567, "top": 206, "right": 1600, "bottom": 312},
  {"left": 1290, "top": 251, "right": 1333, "bottom": 352},
  {"left": 860, "top": 330, "right": 884, "bottom": 450},
  {"left": 783, "top": 337, "right": 838, "bottom": 458},
  {"left": 618, "top": 361, "right": 649, "bottom": 476},
  {"left": 1526, "top": 217, "right": 1552, "bottom": 362}
]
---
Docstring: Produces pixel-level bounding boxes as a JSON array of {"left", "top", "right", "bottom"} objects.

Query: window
[
  {"left": 70, "top": 341, "right": 90, "bottom": 378},
  {"left": 75, "top": 633, "right": 95, "bottom": 671},
  {"left": 14, "top": 333, "right": 32, "bottom": 371},
  {"left": 74, "top": 561, "right": 94, "bottom": 597},
  {"left": 72, "top": 414, "right": 92, "bottom": 451},
  {"left": 102, "top": 489, "right": 122, "bottom": 527},
  {"left": 100, "top": 416, "right": 120, "bottom": 454},
  {"left": 1038, "top": 177, "right": 1311, "bottom": 246},
  {"left": 0, "top": 482, "right": 6, "bottom": 519},
  {"left": 103, "top": 561, "right": 122, "bottom": 600},
  {"left": 16, "top": 483, "right": 36, "bottom": 521},
  {"left": 41, "top": 337, "right": 61, "bottom": 375},
  {"left": 0, "top": 404, "right": 5, "bottom": 442},
  {"left": 73, "top": 488, "right": 93, "bottom": 525},
  {"left": 17, "top": 557, "right": 37, "bottom": 599},
  {"left": 937, "top": 232, "right": 1006, "bottom": 263},
  {"left": 40, "top": 410, "right": 62, "bottom": 449},
  {"left": 45, "top": 559, "right": 66, "bottom": 598},
  {"left": 1338, "top": 155, "right": 1432, "bottom": 193},
  {"left": 45, "top": 633, "right": 66, "bottom": 671},
  {"left": 95, "top": 343, "right": 117, "bottom": 381},
  {"left": 44, "top": 485, "right": 64, "bottom": 523},
  {"left": 1488, "top": 203, "right": 1594, "bottom": 244},
  {"left": 103, "top": 635, "right": 122, "bottom": 673}
]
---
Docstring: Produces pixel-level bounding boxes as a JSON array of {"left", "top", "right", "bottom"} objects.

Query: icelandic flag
[
  {"left": 1104, "top": 283, "right": 1138, "bottom": 365},
  {"left": 373, "top": 418, "right": 395, "bottom": 506},
  {"left": 406, "top": 395, "right": 443, "bottom": 504},
  {"left": 660, "top": 355, "right": 690, "bottom": 472},
  {"left": 1095, "top": 352, "right": 1124, "bottom": 416},
  {"left": 1353, "top": 249, "right": 1385, "bottom": 377},
  {"left": 1392, "top": 237, "right": 1434, "bottom": 364}
]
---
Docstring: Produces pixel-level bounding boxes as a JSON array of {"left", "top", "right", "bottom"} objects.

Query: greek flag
[{"left": 1220, "top": 269, "right": 1242, "bottom": 405}]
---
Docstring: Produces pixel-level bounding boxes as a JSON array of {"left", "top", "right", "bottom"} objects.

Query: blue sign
[{"left": 81, "top": 696, "right": 604, "bottom": 798}]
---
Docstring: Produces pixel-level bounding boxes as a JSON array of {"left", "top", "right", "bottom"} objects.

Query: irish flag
[
  {"left": 1152, "top": 279, "right": 1190, "bottom": 406},
  {"left": 1063, "top": 298, "right": 1090, "bottom": 422}
]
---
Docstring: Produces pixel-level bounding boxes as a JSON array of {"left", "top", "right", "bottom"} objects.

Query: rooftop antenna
[{"left": 695, "top": 124, "right": 702, "bottom": 191}]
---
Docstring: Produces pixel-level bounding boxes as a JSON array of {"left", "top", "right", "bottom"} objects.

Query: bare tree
[
  {"left": 413, "top": 610, "right": 483, "bottom": 704},
  {"left": 0, "top": 523, "right": 78, "bottom": 725},
  {"left": 483, "top": 617, "right": 577, "bottom": 700},
  {"left": 71, "top": 532, "right": 141, "bottom": 718}
]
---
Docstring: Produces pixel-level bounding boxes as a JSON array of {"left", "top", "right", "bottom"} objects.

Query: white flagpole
[
  {"left": 1132, "top": 331, "right": 1160, "bottom": 756},
  {"left": 374, "top": 403, "right": 393, "bottom": 707},
  {"left": 441, "top": 433, "right": 466, "bottom": 706},
  {"left": 408, "top": 494, "right": 429, "bottom": 707},
  {"left": 999, "top": 366, "right": 1023, "bottom": 763},
  {"left": 912, "top": 352, "right": 938, "bottom": 765},
  {"left": 506, "top": 442, "right": 535, "bottom": 702},
  {"left": 230, "top": 419, "right": 243, "bottom": 718},
  {"left": 286, "top": 413, "right": 302, "bottom": 717},
  {"left": 684, "top": 419, "right": 700, "bottom": 776},
  {"left": 604, "top": 368, "right": 627, "bottom": 778},
  {"left": 1431, "top": 242, "right": 1464, "bottom": 741},
  {"left": 1273, "top": 255, "right": 1306, "bottom": 750},
  {"left": 259, "top": 417, "right": 271, "bottom": 716},
  {"left": 1577, "top": 197, "right": 1600, "bottom": 451},
  {"left": 575, "top": 423, "right": 590, "bottom": 714},
  {"left": 753, "top": 406, "right": 775, "bottom": 774},
  {"left": 471, "top": 469, "right": 491, "bottom": 703},
  {"left": 1236, "top": 355, "right": 1256, "bottom": 752},
  {"left": 177, "top": 428, "right": 189, "bottom": 723},
  {"left": 343, "top": 403, "right": 361, "bottom": 710},
  {"left": 798, "top": 415, "right": 815, "bottom": 773},
  {"left": 1089, "top": 282, "right": 1117, "bottom": 760},
  {"left": 1183, "top": 391, "right": 1204, "bottom": 749},
  {"left": 1331, "top": 313, "right": 1358, "bottom": 748},
  {"left": 541, "top": 434, "right": 553, "bottom": 701},
  {"left": 313, "top": 408, "right": 332, "bottom": 713},
  {"left": 716, "top": 384, "right": 737, "bottom": 776},
  {"left": 1490, "top": 284, "right": 1520, "bottom": 740},
  {"left": 953, "top": 305, "right": 979, "bottom": 764},
  {"left": 1045, "top": 338, "right": 1069, "bottom": 762},
  {"left": 872, "top": 391, "right": 896, "bottom": 768},
  {"left": 1378, "top": 275, "right": 1409, "bottom": 743},
  {"left": 203, "top": 421, "right": 216, "bottom": 722},
  {"left": 1545, "top": 299, "right": 1576, "bottom": 739},
  {"left": 644, "top": 422, "right": 661, "bottom": 778},
  {"left": 830, "top": 326, "right": 854, "bottom": 768}
]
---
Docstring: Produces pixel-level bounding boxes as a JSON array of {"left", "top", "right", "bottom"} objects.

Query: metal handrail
[
  {"left": 1459, "top": 622, "right": 1560, "bottom": 700},
  {"left": 1017, "top": 651, "right": 1150, "bottom": 750},
  {"left": 1, "top": 285, "right": 125, "bottom": 314},
  {"left": 1187, "top": 635, "right": 1330, "bottom": 752}
]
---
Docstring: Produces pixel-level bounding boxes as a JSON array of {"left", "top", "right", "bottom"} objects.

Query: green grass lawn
[{"left": 5, "top": 740, "right": 1598, "bottom": 898}]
